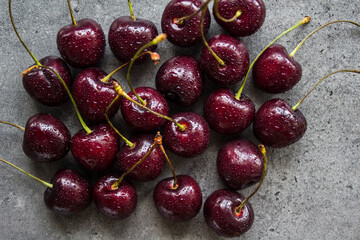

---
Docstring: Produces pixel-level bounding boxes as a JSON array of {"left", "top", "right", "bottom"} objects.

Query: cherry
[
  {"left": 57, "top": 1, "right": 105, "bottom": 68},
  {"left": 93, "top": 174, "right": 137, "bottom": 220},
  {"left": 217, "top": 139, "right": 264, "bottom": 190},
  {"left": 121, "top": 87, "right": 169, "bottom": 132},
  {"left": 213, "top": 0, "right": 266, "bottom": 37},
  {"left": 71, "top": 124, "right": 120, "bottom": 172},
  {"left": 155, "top": 55, "right": 204, "bottom": 107},
  {"left": 153, "top": 174, "right": 202, "bottom": 222},
  {"left": 117, "top": 134, "right": 165, "bottom": 182},
  {"left": 161, "top": 0, "right": 211, "bottom": 47},
  {"left": 163, "top": 112, "right": 210, "bottom": 158}
]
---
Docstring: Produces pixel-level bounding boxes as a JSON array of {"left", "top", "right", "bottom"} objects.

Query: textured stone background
[{"left": 0, "top": 0, "right": 359, "bottom": 239}]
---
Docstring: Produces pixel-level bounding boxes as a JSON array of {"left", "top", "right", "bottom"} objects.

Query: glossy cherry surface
[
  {"left": 253, "top": 98, "right": 307, "bottom": 148},
  {"left": 153, "top": 175, "right": 202, "bottom": 222},
  {"left": 93, "top": 174, "right": 137, "bottom": 220},
  {"left": 204, "top": 89, "right": 255, "bottom": 134},
  {"left": 156, "top": 55, "right": 204, "bottom": 107}
]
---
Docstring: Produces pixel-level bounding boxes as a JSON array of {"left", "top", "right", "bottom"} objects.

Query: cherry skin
[
  {"left": 22, "top": 56, "right": 72, "bottom": 106},
  {"left": 108, "top": 16, "right": 158, "bottom": 63},
  {"left": 72, "top": 68, "right": 121, "bottom": 122},
  {"left": 214, "top": 0, "right": 266, "bottom": 37},
  {"left": 200, "top": 34, "right": 249, "bottom": 85},
  {"left": 163, "top": 112, "right": 210, "bottom": 158},
  {"left": 121, "top": 87, "right": 169, "bottom": 132},
  {"left": 57, "top": 18, "right": 106, "bottom": 68},
  {"left": 71, "top": 124, "right": 120, "bottom": 172},
  {"left": 203, "top": 189, "right": 254, "bottom": 237},
  {"left": 203, "top": 89, "right": 255, "bottom": 134},
  {"left": 44, "top": 168, "right": 92, "bottom": 215},
  {"left": 23, "top": 113, "right": 71, "bottom": 162},
  {"left": 161, "top": 0, "right": 211, "bottom": 47},
  {"left": 253, "top": 44, "right": 302, "bottom": 93},
  {"left": 253, "top": 98, "right": 307, "bottom": 148},
  {"left": 155, "top": 56, "right": 204, "bottom": 107},
  {"left": 153, "top": 175, "right": 202, "bottom": 222},
  {"left": 93, "top": 174, "right": 137, "bottom": 220},
  {"left": 217, "top": 139, "right": 264, "bottom": 190},
  {"left": 117, "top": 134, "right": 165, "bottom": 182}
]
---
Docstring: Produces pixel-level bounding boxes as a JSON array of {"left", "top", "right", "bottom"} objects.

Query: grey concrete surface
[{"left": 0, "top": 0, "right": 359, "bottom": 239}]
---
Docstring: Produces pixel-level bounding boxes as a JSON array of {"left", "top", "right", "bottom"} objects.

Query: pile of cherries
[{"left": 2, "top": 0, "right": 359, "bottom": 238}]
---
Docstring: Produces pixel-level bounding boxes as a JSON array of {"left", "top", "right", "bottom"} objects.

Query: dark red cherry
[
  {"left": 253, "top": 44, "right": 302, "bottom": 93},
  {"left": 117, "top": 134, "right": 165, "bottom": 182},
  {"left": 155, "top": 56, "right": 204, "bottom": 107},
  {"left": 57, "top": 18, "right": 106, "bottom": 68},
  {"left": 44, "top": 169, "right": 92, "bottom": 215},
  {"left": 93, "top": 174, "right": 137, "bottom": 220},
  {"left": 217, "top": 139, "right": 264, "bottom": 190},
  {"left": 253, "top": 98, "right": 307, "bottom": 148},
  {"left": 163, "top": 112, "right": 210, "bottom": 158},
  {"left": 161, "top": 0, "right": 211, "bottom": 47},
  {"left": 71, "top": 124, "right": 120, "bottom": 172},
  {"left": 121, "top": 87, "right": 169, "bottom": 132},
  {"left": 203, "top": 189, "right": 254, "bottom": 237},
  {"left": 23, "top": 113, "right": 71, "bottom": 162},
  {"left": 72, "top": 68, "right": 121, "bottom": 122},
  {"left": 22, "top": 56, "right": 72, "bottom": 106},
  {"left": 214, "top": 0, "right": 266, "bottom": 37},
  {"left": 203, "top": 89, "right": 255, "bottom": 134},
  {"left": 200, "top": 34, "right": 249, "bottom": 85},
  {"left": 153, "top": 175, "right": 202, "bottom": 222},
  {"left": 109, "top": 16, "right": 158, "bottom": 63}
]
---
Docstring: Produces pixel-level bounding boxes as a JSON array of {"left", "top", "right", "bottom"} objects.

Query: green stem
[
  {"left": 0, "top": 157, "right": 53, "bottom": 188},
  {"left": 128, "top": 0, "right": 136, "bottom": 21},
  {"left": 67, "top": 0, "right": 77, "bottom": 26},
  {"left": 9, "top": 0, "right": 41, "bottom": 66},
  {"left": 159, "top": 144, "right": 178, "bottom": 189},
  {"left": 234, "top": 16, "right": 311, "bottom": 100},
  {"left": 292, "top": 69, "right": 360, "bottom": 111},
  {"left": 213, "top": 0, "right": 241, "bottom": 23},
  {"left": 235, "top": 145, "right": 267, "bottom": 215},
  {"left": 174, "top": 0, "right": 211, "bottom": 25},
  {"left": 41, "top": 66, "right": 92, "bottom": 134},
  {"left": 0, "top": 121, "right": 25, "bottom": 131},
  {"left": 289, "top": 20, "right": 360, "bottom": 58}
]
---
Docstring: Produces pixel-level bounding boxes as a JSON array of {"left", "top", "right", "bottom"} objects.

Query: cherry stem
[
  {"left": 66, "top": 0, "right": 77, "bottom": 26},
  {"left": 126, "top": 33, "right": 167, "bottom": 105},
  {"left": 235, "top": 145, "right": 267, "bottom": 215},
  {"left": 174, "top": 0, "right": 211, "bottom": 25},
  {"left": 213, "top": 0, "right": 242, "bottom": 23},
  {"left": 235, "top": 16, "right": 311, "bottom": 100},
  {"left": 113, "top": 81, "right": 186, "bottom": 131},
  {"left": 157, "top": 135, "right": 178, "bottom": 189},
  {"left": 9, "top": 0, "right": 41, "bottom": 66},
  {"left": 105, "top": 95, "right": 134, "bottom": 148},
  {"left": 292, "top": 69, "right": 360, "bottom": 111},
  {"left": 200, "top": 2, "right": 225, "bottom": 67},
  {"left": 289, "top": 20, "right": 360, "bottom": 58},
  {"left": 40, "top": 66, "right": 92, "bottom": 134},
  {"left": 0, "top": 157, "right": 53, "bottom": 188},
  {"left": 0, "top": 121, "right": 25, "bottom": 131},
  {"left": 111, "top": 134, "right": 160, "bottom": 190},
  {"left": 128, "top": 0, "right": 136, "bottom": 21}
]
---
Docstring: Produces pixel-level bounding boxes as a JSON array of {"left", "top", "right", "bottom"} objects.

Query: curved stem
[
  {"left": 174, "top": 0, "right": 211, "bottom": 25},
  {"left": 213, "top": 0, "right": 242, "bottom": 23},
  {"left": 9, "top": 0, "right": 41, "bottom": 66},
  {"left": 67, "top": 0, "right": 77, "bottom": 26},
  {"left": 235, "top": 145, "right": 267, "bottom": 215},
  {"left": 235, "top": 16, "right": 311, "bottom": 100},
  {"left": 127, "top": 34, "right": 167, "bottom": 105},
  {"left": 201, "top": 3, "right": 225, "bottom": 67},
  {"left": 289, "top": 20, "right": 360, "bottom": 58},
  {"left": 292, "top": 69, "right": 360, "bottom": 111},
  {"left": 40, "top": 66, "right": 92, "bottom": 134},
  {"left": 159, "top": 144, "right": 178, "bottom": 189},
  {"left": 0, "top": 157, "right": 53, "bottom": 188},
  {"left": 105, "top": 95, "right": 134, "bottom": 148},
  {"left": 0, "top": 121, "right": 25, "bottom": 131},
  {"left": 128, "top": 0, "right": 136, "bottom": 21},
  {"left": 113, "top": 81, "right": 186, "bottom": 131}
]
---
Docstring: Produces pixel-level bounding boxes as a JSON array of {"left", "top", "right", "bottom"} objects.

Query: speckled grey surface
[{"left": 0, "top": 0, "right": 359, "bottom": 239}]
